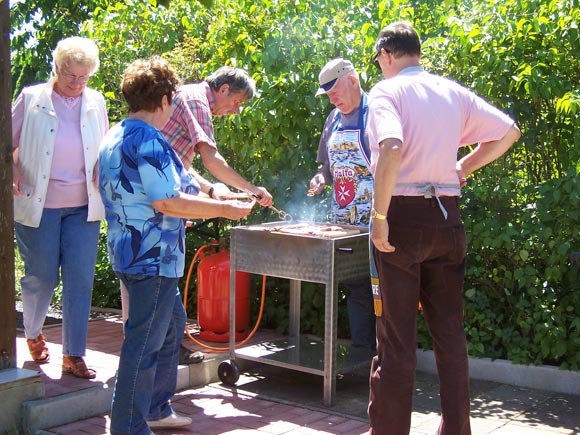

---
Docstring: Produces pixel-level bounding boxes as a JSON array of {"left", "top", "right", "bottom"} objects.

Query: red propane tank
[{"left": 197, "top": 246, "right": 251, "bottom": 342}]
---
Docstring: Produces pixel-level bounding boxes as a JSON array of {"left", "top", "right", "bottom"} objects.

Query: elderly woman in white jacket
[{"left": 12, "top": 36, "right": 108, "bottom": 379}]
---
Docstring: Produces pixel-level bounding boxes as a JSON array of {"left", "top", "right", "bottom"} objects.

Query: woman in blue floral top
[{"left": 99, "top": 56, "right": 255, "bottom": 435}]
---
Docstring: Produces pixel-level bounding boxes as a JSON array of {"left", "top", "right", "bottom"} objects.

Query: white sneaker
[{"left": 147, "top": 412, "right": 192, "bottom": 428}]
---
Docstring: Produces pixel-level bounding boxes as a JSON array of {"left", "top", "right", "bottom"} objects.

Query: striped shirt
[{"left": 161, "top": 82, "right": 217, "bottom": 169}]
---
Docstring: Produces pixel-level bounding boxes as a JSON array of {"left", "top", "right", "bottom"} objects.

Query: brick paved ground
[{"left": 16, "top": 316, "right": 580, "bottom": 435}]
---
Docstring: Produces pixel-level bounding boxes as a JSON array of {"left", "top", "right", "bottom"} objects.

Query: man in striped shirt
[{"left": 161, "top": 66, "right": 273, "bottom": 205}]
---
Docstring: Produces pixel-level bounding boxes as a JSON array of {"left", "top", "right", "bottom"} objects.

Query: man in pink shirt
[{"left": 366, "top": 22, "right": 521, "bottom": 435}]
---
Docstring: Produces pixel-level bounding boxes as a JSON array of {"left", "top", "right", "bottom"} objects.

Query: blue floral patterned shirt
[{"left": 98, "top": 118, "right": 200, "bottom": 278}]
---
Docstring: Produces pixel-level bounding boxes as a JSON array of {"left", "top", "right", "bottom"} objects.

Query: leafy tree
[
  {"left": 9, "top": 0, "right": 580, "bottom": 368},
  {"left": 84, "top": 0, "right": 203, "bottom": 120},
  {"left": 425, "top": 0, "right": 580, "bottom": 369},
  {"left": 10, "top": 0, "right": 107, "bottom": 98}
]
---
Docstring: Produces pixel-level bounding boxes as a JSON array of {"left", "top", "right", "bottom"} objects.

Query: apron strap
[
  {"left": 395, "top": 182, "right": 460, "bottom": 220},
  {"left": 369, "top": 219, "right": 382, "bottom": 317}
]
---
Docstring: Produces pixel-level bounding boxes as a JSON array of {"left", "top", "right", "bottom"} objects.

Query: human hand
[
  {"left": 92, "top": 162, "right": 99, "bottom": 189},
  {"left": 371, "top": 220, "right": 395, "bottom": 253},
  {"left": 211, "top": 182, "right": 232, "bottom": 200},
  {"left": 12, "top": 178, "right": 23, "bottom": 196},
  {"left": 247, "top": 186, "right": 273, "bottom": 207},
  {"left": 456, "top": 162, "right": 468, "bottom": 188},
  {"left": 12, "top": 165, "right": 30, "bottom": 197},
  {"left": 222, "top": 199, "right": 256, "bottom": 220},
  {"left": 308, "top": 173, "right": 325, "bottom": 196}
]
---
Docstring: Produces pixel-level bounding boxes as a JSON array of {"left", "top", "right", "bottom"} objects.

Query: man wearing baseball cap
[
  {"left": 309, "top": 58, "right": 376, "bottom": 361},
  {"left": 315, "top": 58, "right": 357, "bottom": 96}
]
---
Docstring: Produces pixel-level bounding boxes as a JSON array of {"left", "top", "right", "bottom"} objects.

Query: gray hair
[
  {"left": 52, "top": 37, "right": 100, "bottom": 76},
  {"left": 206, "top": 66, "right": 256, "bottom": 101}
]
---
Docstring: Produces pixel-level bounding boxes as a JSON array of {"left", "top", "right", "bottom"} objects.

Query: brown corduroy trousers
[{"left": 368, "top": 196, "right": 471, "bottom": 435}]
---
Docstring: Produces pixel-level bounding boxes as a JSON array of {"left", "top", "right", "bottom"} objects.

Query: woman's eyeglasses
[{"left": 60, "top": 70, "right": 91, "bottom": 84}]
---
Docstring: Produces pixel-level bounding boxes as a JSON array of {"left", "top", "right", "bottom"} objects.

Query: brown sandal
[
  {"left": 62, "top": 356, "right": 96, "bottom": 379},
  {"left": 27, "top": 334, "right": 50, "bottom": 363}
]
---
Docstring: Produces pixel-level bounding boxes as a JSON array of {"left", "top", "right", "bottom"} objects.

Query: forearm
[
  {"left": 319, "top": 162, "right": 332, "bottom": 184},
  {"left": 204, "top": 155, "right": 255, "bottom": 191},
  {"left": 458, "top": 124, "right": 521, "bottom": 177},
  {"left": 152, "top": 193, "right": 227, "bottom": 219},
  {"left": 188, "top": 167, "right": 213, "bottom": 196},
  {"left": 198, "top": 142, "right": 257, "bottom": 192},
  {"left": 198, "top": 142, "right": 272, "bottom": 205},
  {"left": 371, "top": 138, "right": 402, "bottom": 253},
  {"left": 373, "top": 138, "right": 403, "bottom": 215}
]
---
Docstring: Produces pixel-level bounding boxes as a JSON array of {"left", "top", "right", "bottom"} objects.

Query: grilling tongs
[{"left": 239, "top": 190, "right": 292, "bottom": 222}]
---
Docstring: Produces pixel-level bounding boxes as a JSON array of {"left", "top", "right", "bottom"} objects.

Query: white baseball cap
[{"left": 315, "top": 58, "right": 356, "bottom": 96}]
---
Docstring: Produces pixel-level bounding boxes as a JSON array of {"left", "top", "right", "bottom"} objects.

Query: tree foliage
[
  {"left": 10, "top": 0, "right": 105, "bottom": 98},
  {"left": 10, "top": 0, "right": 580, "bottom": 369}
]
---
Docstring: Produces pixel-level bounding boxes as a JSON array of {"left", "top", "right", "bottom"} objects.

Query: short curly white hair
[{"left": 52, "top": 36, "right": 100, "bottom": 76}]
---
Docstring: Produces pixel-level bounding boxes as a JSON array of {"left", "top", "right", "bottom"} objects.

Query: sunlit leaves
[
  {"left": 556, "top": 91, "right": 580, "bottom": 115},
  {"left": 11, "top": 0, "right": 580, "bottom": 368}
]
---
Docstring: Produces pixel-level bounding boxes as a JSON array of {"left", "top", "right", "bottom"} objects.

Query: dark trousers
[
  {"left": 368, "top": 196, "right": 471, "bottom": 435},
  {"left": 344, "top": 276, "right": 376, "bottom": 352}
]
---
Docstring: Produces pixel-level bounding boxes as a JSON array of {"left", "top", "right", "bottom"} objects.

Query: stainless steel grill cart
[{"left": 220, "top": 221, "right": 370, "bottom": 406}]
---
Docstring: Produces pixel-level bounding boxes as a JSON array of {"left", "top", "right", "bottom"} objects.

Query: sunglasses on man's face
[
  {"left": 372, "top": 53, "right": 380, "bottom": 69},
  {"left": 372, "top": 35, "right": 394, "bottom": 70},
  {"left": 372, "top": 48, "right": 391, "bottom": 70}
]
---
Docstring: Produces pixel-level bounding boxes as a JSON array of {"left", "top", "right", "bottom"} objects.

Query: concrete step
[
  {"left": 20, "top": 356, "right": 230, "bottom": 435},
  {"left": 0, "top": 368, "right": 44, "bottom": 434}
]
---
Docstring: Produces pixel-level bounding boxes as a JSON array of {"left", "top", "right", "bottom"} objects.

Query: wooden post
[{"left": 0, "top": 0, "right": 16, "bottom": 370}]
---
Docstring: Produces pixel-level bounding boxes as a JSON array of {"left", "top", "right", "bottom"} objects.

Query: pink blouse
[{"left": 12, "top": 91, "right": 88, "bottom": 208}]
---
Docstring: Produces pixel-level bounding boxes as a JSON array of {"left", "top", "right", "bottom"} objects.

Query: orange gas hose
[{"left": 182, "top": 243, "right": 267, "bottom": 352}]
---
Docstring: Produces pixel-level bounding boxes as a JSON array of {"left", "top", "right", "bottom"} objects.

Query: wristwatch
[{"left": 371, "top": 208, "right": 387, "bottom": 220}]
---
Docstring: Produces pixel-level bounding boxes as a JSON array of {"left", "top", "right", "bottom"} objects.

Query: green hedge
[
  {"left": 89, "top": 0, "right": 579, "bottom": 369},
  {"left": 13, "top": 0, "right": 578, "bottom": 368}
]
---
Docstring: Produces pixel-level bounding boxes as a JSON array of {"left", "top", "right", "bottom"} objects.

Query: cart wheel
[{"left": 218, "top": 359, "right": 240, "bottom": 385}]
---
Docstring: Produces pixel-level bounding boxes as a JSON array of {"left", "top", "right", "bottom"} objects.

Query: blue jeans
[
  {"left": 15, "top": 206, "right": 100, "bottom": 356},
  {"left": 110, "top": 273, "right": 186, "bottom": 435},
  {"left": 343, "top": 276, "right": 376, "bottom": 352}
]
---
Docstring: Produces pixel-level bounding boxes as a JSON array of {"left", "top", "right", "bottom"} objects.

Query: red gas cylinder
[{"left": 197, "top": 245, "right": 251, "bottom": 342}]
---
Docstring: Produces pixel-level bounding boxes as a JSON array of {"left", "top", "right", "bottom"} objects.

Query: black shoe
[{"left": 179, "top": 346, "right": 205, "bottom": 365}]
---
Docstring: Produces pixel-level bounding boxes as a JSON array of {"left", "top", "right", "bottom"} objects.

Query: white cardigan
[{"left": 13, "top": 78, "right": 108, "bottom": 228}]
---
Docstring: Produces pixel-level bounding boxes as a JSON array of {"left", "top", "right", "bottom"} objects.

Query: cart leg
[
  {"left": 323, "top": 281, "right": 337, "bottom": 406},
  {"left": 224, "top": 261, "right": 240, "bottom": 387},
  {"left": 289, "top": 279, "right": 301, "bottom": 338},
  {"left": 229, "top": 239, "right": 237, "bottom": 368}
]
